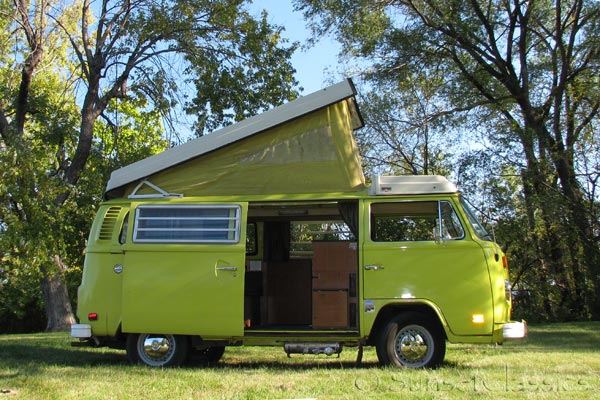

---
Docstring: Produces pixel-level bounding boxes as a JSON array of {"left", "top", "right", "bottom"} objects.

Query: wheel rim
[
  {"left": 137, "top": 334, "right": 177, "bottom": 367},
  {"left": 394, "top": 324, "right": 434, "bottom": 368}
]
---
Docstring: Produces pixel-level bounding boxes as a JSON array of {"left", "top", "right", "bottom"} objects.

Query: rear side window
[{"left": 133, "top": 205, "right": 241, "bottom": 243}]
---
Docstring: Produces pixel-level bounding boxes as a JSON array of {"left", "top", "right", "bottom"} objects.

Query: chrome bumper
[
  {"left": 71, "top": 323, "right": 92, "bottom": 338},
  {"left": 502, "top": 320, "right": 527, "bottom": 339}
]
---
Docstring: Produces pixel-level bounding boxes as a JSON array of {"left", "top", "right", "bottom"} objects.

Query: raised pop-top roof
[{"left": 105, "top": 79, "right": 365, "bottom": 199}]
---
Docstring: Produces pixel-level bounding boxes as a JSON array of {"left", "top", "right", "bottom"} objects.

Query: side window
[
  {"left": 371, "top": 201, "right": 438, "bottom": 242},
  {"left": 290, "top": 221, "right": 354, "bottom": 258},
  {"left": 246, "top": 222, "right": 257, "bottom": 255},
  {"left": 370, "top": 201, "right": 464, "bottom": 242},
  {"left": 133, "top": 205, "right": 241, "bottom": 243},
  {"left": 440, "top": 201, "right": 465, "bottom": 239},
  {"left": 119, "top": 212, "right": 129, "bottom": 244}
]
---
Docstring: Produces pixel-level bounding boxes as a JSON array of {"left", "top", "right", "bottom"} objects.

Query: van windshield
[{"left": 460, "top": 197, "right": 493, "bottom": 241}]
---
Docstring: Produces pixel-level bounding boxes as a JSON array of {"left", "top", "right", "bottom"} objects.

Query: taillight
[
  {"left": 88, "top": 313, "right": 98, "bottom": 321},
  {"left": 502, "top": 255, "right": 509, "bottom": 269}
]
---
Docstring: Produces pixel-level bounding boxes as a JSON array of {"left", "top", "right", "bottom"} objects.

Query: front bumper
[{"left": 502, "top": 320, "right": 527, "bottom": 339}]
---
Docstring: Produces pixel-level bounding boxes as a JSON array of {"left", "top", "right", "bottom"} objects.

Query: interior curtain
[
  {"left": 264, "top": 221, "right": 291, "bottom": 262},
  {"left": 338, "top": 201, "right": 359, "bottom": 239}
]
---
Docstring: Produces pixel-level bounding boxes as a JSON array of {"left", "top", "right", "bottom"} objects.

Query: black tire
[
  {"left": 376, "top": 313, "right": 445, "bottom": 369},
  {"left": 189, "top": 346, "right": 226, "bottom": 365},
  {"left": 126, "top": 333, "right": 189, "bottom": 367}
]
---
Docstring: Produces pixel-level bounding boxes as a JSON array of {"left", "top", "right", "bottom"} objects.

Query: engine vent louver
[{"left": 97, "top": 207, "right": 122, "bottom": 241}]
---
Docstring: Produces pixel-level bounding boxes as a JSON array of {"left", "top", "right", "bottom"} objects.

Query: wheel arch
[{"left": 366, "top": 302, "right": 448, "bottom": 346}]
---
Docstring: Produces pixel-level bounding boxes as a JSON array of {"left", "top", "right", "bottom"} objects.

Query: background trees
[
  {"left": 2, "top": 0, "right": 598, "bottom": 331},
  {"left": 297, "top": 0, "right": 600, "bottom": 320},
  {"left": 0, "top": 0, "right": 298, "bottom": 332}
]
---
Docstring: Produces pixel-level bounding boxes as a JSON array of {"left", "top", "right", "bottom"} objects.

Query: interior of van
[{"left": 243, "top": 201, "right": 359, "bottom": 332}]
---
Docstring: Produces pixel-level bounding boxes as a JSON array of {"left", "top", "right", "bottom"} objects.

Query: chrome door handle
[
  {"left": 216, "top": 266, "right": 237, "bottom": 271},
  {"left": 365, "top": 265, "right": 384, "bottom": 270}
]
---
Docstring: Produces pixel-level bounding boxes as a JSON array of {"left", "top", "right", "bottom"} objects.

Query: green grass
[{"left": 1, "top": 323, "right": 599, "bottom": 399}]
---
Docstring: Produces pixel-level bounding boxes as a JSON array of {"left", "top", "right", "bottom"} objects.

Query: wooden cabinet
[
  {"left": 312, "top": 290, "right": 348, "bottom": 328},
  {"left": 265, "top": 259, "right": 312, "bottom": 326},
  {"left": 250, "top": 242, "right": 358, "bottom": 330},
  {"left": 311, "top": 241, "right": 357, "bottom": 328}
]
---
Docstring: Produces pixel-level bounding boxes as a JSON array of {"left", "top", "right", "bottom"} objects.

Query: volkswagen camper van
[{"left": 71, "top": 80, "right": 526, "bottom": 368}]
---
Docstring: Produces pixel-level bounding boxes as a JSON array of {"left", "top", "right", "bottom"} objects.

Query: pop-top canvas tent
[{"left": 105, "top": 79, "right": 366, "bottom": 199}]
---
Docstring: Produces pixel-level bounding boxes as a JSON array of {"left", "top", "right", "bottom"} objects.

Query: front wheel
[
  {"left": 126, "top": 333, "right": 189, "bottom": 367},
  {"left": 376, "top": 313, "right": 446, "bottom": 368}
]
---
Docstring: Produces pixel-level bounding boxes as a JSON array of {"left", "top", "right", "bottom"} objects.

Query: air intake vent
[{"left": 98, "top": 207, "right": 121, "bottom": 241}]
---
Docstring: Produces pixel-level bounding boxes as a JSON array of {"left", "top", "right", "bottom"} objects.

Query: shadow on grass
[
  {"left": 0, "top": 343, "right": 125, "bottom": 370},
  {"left": 0, "top": 338, "right": 382, "bottom": 371},
  {"left": 204, "top": 359, "right": 383, "bottom": 371},
  {"left": 1, "top": 322, "right": 598, "bottom": 372},
  {"left": 0, "top": 339, "right": 567, "bottom": 373}
]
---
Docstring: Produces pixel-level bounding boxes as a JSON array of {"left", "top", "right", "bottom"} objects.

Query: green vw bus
[{"left": 71, "top": 80, "right": 525, "bottom": 368}]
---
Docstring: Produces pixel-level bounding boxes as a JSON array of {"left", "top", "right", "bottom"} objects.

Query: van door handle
[
  {"left": 216, "top": 266, "right": 237, "bottom": 271},
  {"left": 365, "top": 265, "right": 384, "bottom": 270}
]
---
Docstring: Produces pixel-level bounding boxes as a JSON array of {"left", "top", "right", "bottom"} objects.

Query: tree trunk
[
  {"left": 40, "top": 257, "right": 76, "bottom": 332},
  {"left": 554, "top": 159, "right": 600, "bottom": 318}
]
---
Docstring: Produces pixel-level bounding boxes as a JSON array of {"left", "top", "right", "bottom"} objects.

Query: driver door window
[{"left": 371, "top": 201, "right": 464, "bottom": 242}]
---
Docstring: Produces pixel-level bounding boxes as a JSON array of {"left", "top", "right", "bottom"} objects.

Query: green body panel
[
  {"left": 120, "top": 245, "right": 245, "bottom": 337},
  {"left": 77, "top": 252, "right": 124, "bottom": 336},
  {"left": 482, "top": 240, "right": 513, "bottom": 340},
  {"left": 360, "top": 197, "right": 494, "bottom": 337},
  {"left": 76, "top": 193, "right": 512, "bottom": 346},
  {"left": 76, "top": 204, "right": 128, "bottom": 336}
]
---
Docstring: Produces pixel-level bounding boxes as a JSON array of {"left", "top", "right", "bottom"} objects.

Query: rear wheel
[
  {"left": 126, "top": 333, "right": 188, "bottom": 367},
  {"left": 376, "top": 313, "right": 445, "bottom": 368}
]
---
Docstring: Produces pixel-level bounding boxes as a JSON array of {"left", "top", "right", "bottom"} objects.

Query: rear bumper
[
  {"left": 502, "top": 320, "right": 527, "bottom": 339},
  {"left": 70, "top": 323, "right": 101, "bottom": 347},
  {"left": 71, "top": 323, "right": 92, "bottom": 338}
]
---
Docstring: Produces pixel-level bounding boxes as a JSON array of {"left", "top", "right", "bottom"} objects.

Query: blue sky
[{"left": 249, "top": 0, "right": 342, "bottom": 94}]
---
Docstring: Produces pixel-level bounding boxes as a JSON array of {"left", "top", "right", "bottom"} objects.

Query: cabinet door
[
  {"left": 312, "top": 241, "right": 357, "bottom": 289},
  {"left": 266, "top": 260, "right": 312, "bottom": 325},
  {"left": 312, "top": 290, "right": 348, "bottom": 328}
]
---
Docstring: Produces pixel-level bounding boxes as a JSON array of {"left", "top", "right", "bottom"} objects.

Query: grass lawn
[{"left": 1, "top": 322, "right": 599, "bottom": 399}]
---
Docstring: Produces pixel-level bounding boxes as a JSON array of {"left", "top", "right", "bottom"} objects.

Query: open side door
[{"left": 121, "top": 202, "right": 248, "bottom": 338}]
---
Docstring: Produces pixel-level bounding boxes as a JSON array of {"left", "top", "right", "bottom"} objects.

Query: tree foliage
[
  {"left": 355, "top": 76, "right": 458, "bottom": 177},
  {"left": 297, "top": 0, "right": 600, "bottom": 319},
  {"left": 1, "top": 0, "right": 298, "bottom": 332}
]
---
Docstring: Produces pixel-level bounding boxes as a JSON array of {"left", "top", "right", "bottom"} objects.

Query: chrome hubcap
[
  {"left": 394, "top": 325, "right": 433, "bottom": 367},
  {"left": 138, "top": 334, "right": 176, "bottom": 366}
]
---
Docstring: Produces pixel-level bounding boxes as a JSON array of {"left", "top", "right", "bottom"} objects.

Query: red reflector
[
  {"left": 502, "top": 255, "right": 509, "bottom": 269},
  {"left": 88, "top": 313, "right": 98, "bottom": 321}
]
